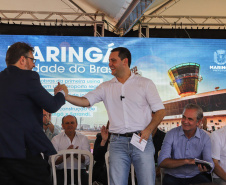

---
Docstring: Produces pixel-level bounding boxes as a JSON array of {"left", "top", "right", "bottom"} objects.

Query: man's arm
[
  {"left": 29, "top": 72, "right": 65, "bottom": 113},
  {"left": 212, "top": 158, "right": 226, "bottom": 181},
  {"left": 140, "top": 109, "right": 165, "bottom": 141},
  {"left": 157, "top": 129, "right": 195, "bottom": 169},
  {"left": 159, "top": 158, "right": 195, "bottom": 168},
  {"left": 54, "top": 82, "right": 90, "bottom": 107},
  {"left": 66, "top": 95, "right": 90, "bottom": 107},
  {"left": 158, "top": 130, "right": 196, "bottom": 168}
]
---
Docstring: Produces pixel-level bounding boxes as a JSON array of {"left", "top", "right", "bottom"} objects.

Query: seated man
[
  {"left": 43, "top": 109, "right": 60, "bottom": 140},
  {"left": 211, "top": 126, "right": 226, "bottom": 185},
  {"left": 52, "top": 115, "right": 90, "bottom": 185},
  {"left": 158, "top": 104, "right": 214, "bottom": 185}
]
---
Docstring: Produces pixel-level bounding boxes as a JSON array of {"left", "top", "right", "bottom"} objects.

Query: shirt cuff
[{"left": 58, "top": 90, "right": 65, "bottom": 97}]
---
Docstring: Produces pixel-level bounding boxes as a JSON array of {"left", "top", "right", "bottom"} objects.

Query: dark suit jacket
[{"left": 0, "top": 66, "right": 65, "bottom": 158}]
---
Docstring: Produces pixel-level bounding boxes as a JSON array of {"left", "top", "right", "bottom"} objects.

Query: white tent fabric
[{"left": 1, "top": 0, "right": 226, "bottom": 35}]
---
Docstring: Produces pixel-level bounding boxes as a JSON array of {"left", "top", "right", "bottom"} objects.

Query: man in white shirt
[
  {"left": 211, "top": 126, "right": 226, "bottom": 185},
  {"left": 51, "top": 115, "right": 90, "bottom": 185},
  {"left": 59, "top": 47, "right": 165, "bottom": 185}
]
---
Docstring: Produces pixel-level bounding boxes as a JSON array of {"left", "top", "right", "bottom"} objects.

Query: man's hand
[
  {"left": 66, "top": 145, "right": 74, "bottom": 158},
  {"left": 197, "top": 164, "right": 208, "bottom": 172},
  {"left": 185, "top": 159, "right": 196, "bottom": 165},
  {"left": 43, "top": 112, "right": 51, "bottom": 125},
  {"left": 54, "top": 82, "right": 62, "bottom": 95},
  {"left": 139, "top": 127, "right": 152, "bottom": 143},
  {"left": 61, "top": 84, "right": 68, "bottom": 97},
  {"left": 101, "top": 125, "right": 109, "bottom": 141},
  {"left": 139, "top": 109, "right": 165, "bottom": 143},
  {"left": 54, "top": 82, "right": 69, "bottom": 96},
  {"left": 73, "top": 146, "right": 79, "bottom": 159}
]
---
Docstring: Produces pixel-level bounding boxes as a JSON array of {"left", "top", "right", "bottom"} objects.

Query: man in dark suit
[{"left": 0, "top": 42, "right": 67, "bottom": 185}]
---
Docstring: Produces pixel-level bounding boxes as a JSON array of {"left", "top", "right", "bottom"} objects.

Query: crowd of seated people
[{"left": 47, "top": 104, "right": 226, "bottom": 185}]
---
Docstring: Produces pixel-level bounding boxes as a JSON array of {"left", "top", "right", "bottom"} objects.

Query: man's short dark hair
[
  {"left": 183, "top": 104, "right": 203, "bottom": 121},
  {"left": 6, "top": 42, "right": 34, "bottom": 66},
  {"left": 62, "top": 115, "right": 77, "bottom": 124},
  {"left": 111, "top": 47, "right": 131, "bottom": 67}
]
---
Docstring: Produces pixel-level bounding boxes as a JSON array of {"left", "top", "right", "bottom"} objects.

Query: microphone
[{"left": 120, "top": 95, "right": 125, "bottom": 101}]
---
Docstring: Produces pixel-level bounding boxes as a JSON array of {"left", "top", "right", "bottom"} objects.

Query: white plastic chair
[
  {"left": 158, "top": 150, "right": 164, "bottom": 185},
  {"left": 50, "top": 149, "right": 93, "bottom": 185},
  {"left": 105, "top": 151, "right": 135, "bottom": 185}
]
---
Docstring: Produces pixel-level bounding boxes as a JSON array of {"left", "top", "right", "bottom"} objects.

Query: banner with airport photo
[{"left": 0, "top": 35, "right": 226, "bottom": 131}]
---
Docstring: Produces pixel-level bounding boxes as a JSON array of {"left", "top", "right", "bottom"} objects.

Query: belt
[{"left": 111, "top": 131, "right": 140, "bottom": 137}]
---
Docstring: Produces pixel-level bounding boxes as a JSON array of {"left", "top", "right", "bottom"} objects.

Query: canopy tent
[{"left": 0, "top": 0, "right": 226, "bottom": 36}]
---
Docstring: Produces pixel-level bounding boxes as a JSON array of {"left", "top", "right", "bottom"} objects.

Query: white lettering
[
  {"left": 46, "top": 47, "right": 60, "bottom": 62},
  {"left": 61, "top": 47, "right": 66, "bottom": 62},
  {"left": 32, "top": 45, "right": 114, "bottom": 63},
  {"left": 85, "top": 47, "right": 103, "bottom": 63},
  {"left": 69, "top": 47, "right": 83, "bottom": 62},
  {"left": 34, "top": 64, "right": 65, "bottom": 73},
  {"left": 89, "top": 65, "right": 111, "bottom": 73},
  {"left": 34, "top": 46, "right": 45, "bottom": 62},
  {"left": 78, "top": 66, "right": 85, "bottom": 73}
]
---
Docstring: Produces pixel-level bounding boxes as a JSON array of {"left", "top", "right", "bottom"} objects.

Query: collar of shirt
[
  {"left": 62, "top": 131, "right": 77, "bottom": 138},
  {"left": 111, "top": 72, "right": 135, "bottom": 83},
  {"left": 179, "top": 126, "right": 201, "bottom": 139}
]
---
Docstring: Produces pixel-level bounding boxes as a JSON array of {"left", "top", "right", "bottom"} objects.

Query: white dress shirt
[
  {"left": 84, "top": 73, "right": 164, "bottom": 134},
  {"left": 51, "top": 131, "right": 90, "bottom": 169},
  {"left": 211, "top": 126, "right": 226, "bottom": 178}
]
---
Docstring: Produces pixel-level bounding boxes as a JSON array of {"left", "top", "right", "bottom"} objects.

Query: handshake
[{"left": 54, "top": 82, "right": 69, "bottom": 97}]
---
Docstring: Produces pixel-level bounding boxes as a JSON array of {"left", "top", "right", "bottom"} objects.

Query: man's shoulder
[
  {"left": 211, "top": 126, "right": 226, "bottom": 138},
  {"left": 164, "top": 127, "right": 181, "bottom": 140},
  {"left": 26, "top": 70, "right": 40, "bottom": 78},
  {"left": 52, "top": 131, "right": 64, "bottom": 140},
  {"left": 132, "top": 74, "right": 151, "bottom": 81},
  {"left": 103, "top": 77, "right": 117, "bottom": 84},
  {"left": 168, "top": 126, "right": 180, "bottom": 133},
  {"left": 0, "top": 66, "right": 38, "bottom": 76}
]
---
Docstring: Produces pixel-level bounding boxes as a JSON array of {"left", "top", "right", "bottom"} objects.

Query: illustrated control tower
[{"left": 168, "top": 63, "right": 203, "bottom": 97}]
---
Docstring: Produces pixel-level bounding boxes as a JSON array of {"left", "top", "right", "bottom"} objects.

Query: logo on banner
[
  {"left": 214, "top": 49, "right": 226, "bottom": 65},
  {"left": 210, "top": 49, "right": 226, "bottom": 71}
]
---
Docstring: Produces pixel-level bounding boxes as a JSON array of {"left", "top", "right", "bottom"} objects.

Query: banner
[{"left": 1, "top": 35, "right": 226, "bottom": 129}]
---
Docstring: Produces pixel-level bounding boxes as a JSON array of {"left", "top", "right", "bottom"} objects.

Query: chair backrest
[
  {"left": 50, "top": 149, "right": 93, "bottom": 185},
  {"left": 157, "top": 150, "right": 163, "bottom": 185},
  {"left": 105, "top": 151, "right": 135, "bottom": 185}
]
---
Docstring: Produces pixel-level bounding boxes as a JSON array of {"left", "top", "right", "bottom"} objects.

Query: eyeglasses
[{"left": 25, "top": 56, "right": 36, "bottom": 64}]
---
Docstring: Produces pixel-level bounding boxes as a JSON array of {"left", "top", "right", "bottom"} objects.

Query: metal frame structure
[
  {"left": 0, "top": 10, "right": 105, "bottom": 37},
  {"left": 1, "top": 0, "right": 226, "bottom": 37},
  {"left": 139, "top": 15, "right": 226, "bottom": 37},
  {"left": 116, "top": 0, "right": 155, "bottom": 36},
  {"left": 138, "top": 0, "right": 226, "bottom": 37}
]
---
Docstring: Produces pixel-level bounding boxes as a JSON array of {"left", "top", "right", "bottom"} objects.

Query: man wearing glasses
[{"left": 0, "top": 42, "right": 68, "bottom": 185}]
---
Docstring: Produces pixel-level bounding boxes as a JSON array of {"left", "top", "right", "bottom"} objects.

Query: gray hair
[{"left": 183, "top": 103, "right": 203, "bottom": 121}]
